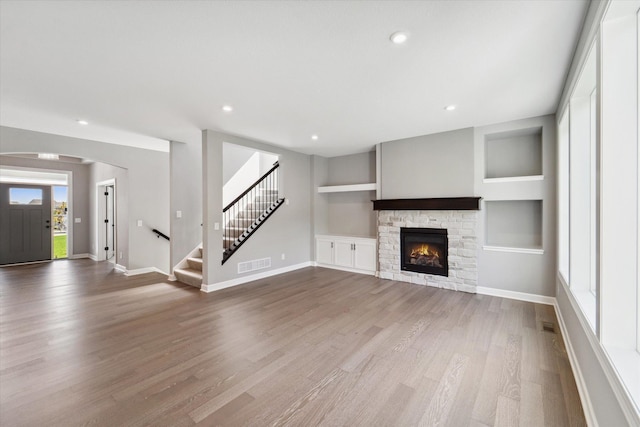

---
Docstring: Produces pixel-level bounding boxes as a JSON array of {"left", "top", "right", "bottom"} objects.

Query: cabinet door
[
  {"left": 334, "top": 241, "right": 354, "bottom": 267},
  {"left": 316, "top": 238, "right": 334, "bottom": 265},
  {"left": 354, "top": 240, "right": 377, "bottom": 272}
]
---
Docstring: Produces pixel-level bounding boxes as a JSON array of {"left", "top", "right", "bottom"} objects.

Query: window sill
[
  {"left": 604, "top": 346, "right": 640, "bottom": 420},
  {"left": 571, "top": 288, "right": 597, "bottom": 332}
]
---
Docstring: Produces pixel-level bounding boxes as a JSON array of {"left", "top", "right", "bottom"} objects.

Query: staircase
[
  {"left": 172, "top": 161, "right": 284, "bottom": 287},
  {"left": 223, "top": 161, "right": 283, "bottom": 263},
  {"left": 223, "top": 190, "right": 284, "bottom": 263},
  {"left": 173, "top": 246, "right": 203, "bottom": 288}
]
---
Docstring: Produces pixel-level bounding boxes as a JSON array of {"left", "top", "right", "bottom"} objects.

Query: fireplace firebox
[{"left": 400, "top": 228, "right": 448, "bottom": 276}]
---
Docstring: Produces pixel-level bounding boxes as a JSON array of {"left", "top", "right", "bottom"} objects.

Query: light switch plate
[{"left": 74, "top": 218, "right": 81, "bottom": 223}]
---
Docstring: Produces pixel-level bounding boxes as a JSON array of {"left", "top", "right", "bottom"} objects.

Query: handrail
[
  {"left": 223, "top": 162, "right": 279, "bottom": 212},
  {"left": 152, "top": 228, "right": 170, "bottom": 241}
]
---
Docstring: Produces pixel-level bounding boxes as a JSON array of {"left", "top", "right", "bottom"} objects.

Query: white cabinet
[
  {"left": 334, "top": 241, "right": 353, "bottom": 267},
  {"left": 315, "top": 235, "right": 377, "bottom": 275},
  {"left": 316, "top": 237, "right": 334, "bottom": 265}
]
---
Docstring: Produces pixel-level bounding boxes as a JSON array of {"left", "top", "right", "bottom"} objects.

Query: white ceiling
[{"left": 0, "top": 1, "right": 588, "bottom": 157}]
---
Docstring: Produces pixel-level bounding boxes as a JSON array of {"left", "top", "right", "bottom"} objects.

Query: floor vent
[
  {"left": 238, "top": 257, "right": 271, "bottom": 274},
  {"left": 542, "top": 321, "right": 556, "bottom": 334}
]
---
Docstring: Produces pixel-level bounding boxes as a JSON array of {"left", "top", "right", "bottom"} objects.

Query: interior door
[
  {"left": 105, "top": 185, "right": 115, "bottom": 261},
  {"left": 0, "top": 183, "right": 52, "bottom": 265}
]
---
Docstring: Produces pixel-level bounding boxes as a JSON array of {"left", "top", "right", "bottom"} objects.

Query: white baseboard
[
  {"left": 115, "top": 263, "right": 126, "bottom": 273},
  {"left": 314, "top": 263, "right": 376, "bottom": 276},
  {"left": 201, "top": 261, "right": 313, "bottom": 293},
  {"left": 87, "top": 254, "right": 98, "bottom": 261},
  {"left": 125, "top": 267, "right": 168, "bottom": 276},
  {"left": 167, "top": 274, "right": 177, "bottom": 281},
  {"left": 68, "top": 253, "right": 90, "bottom": 259},
  {"left": 476, "top": 286, "right": 556, "bottom": 305}
]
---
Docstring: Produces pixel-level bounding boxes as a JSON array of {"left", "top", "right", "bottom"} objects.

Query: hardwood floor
[{"left": 0, "top": 260, "right": 586, "bottom": 426}]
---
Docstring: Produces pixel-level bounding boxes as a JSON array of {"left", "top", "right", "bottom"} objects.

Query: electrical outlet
[
  {"left": 119, "top": 252, "right": 123, "bottom": 259},
  {"left": 137, "top": 220, "right": 142, "bottom": 227},
  {"left": 176, "top": 210, "right": 182, "bottom": 218},
  {"left": 214, "top": 222, "right": 220, "bottom": 230},
  {"left": 285, "top": 199, "right": 289, "bottom": 205},
  {"left": 281, "top": 253, "right": 285, "bottom": 260},
  {"left": 74, "top": 218, "right": 81, "bottom": 223}
]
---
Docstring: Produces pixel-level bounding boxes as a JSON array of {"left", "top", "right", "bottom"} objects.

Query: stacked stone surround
[{"left": 377, "top": 210, "right": 478, "bottom": 293}]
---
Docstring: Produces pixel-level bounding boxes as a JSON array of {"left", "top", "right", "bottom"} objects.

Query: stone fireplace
[{"left": 375, "top": 198, "right": 480, "bottom": 293}]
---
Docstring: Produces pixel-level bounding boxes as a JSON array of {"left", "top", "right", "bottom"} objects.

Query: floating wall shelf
[
  {"left": 483, "top": 175, "right": 544, "bottom": 184},
  {"left": 317, "top": 183, "right": 376, "bottom": 193}
]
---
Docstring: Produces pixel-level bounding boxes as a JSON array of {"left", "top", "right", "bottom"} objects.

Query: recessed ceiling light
[
  {"left": 311, "top": 134, "right": 319, "bottom": 141},
  {"left": 389, "top": 31, "right": 408, "bottom": 45},
  {"left": 222, "top": 105, "right": 233, "bottom": 112},
  {"left": 77, "top": 119, "right": 89, "bottom": 125},
  {"left": 444, "top": 105, "right": 456, "bottom": 111},
  {"left": 38, "top": 153, "right": 59, "bottom": 160}
]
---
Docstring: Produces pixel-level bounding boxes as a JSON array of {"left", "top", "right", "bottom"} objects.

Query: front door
[{"left": 0, "top": 184, "right": 52, "bottom": 265}]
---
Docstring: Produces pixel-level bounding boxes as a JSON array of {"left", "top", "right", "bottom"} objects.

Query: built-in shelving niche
[
  {"left": 484, "top": 127, "right": 543, "bottom": 181},
  {"left": 484, "top": 200, "right": 543, "bottom": 254}
]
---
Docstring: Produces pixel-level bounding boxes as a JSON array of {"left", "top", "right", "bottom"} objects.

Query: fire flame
[{"left": 410, "top": 244, "right": 440, "bottom": 258}]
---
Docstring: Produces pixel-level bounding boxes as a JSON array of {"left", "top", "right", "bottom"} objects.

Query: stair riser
[
  {"left": 174, "top": 271, "right": 202, "bottom": 288},
  {"left": 187, "top": 258, "right": 202, "bottom": 271}
]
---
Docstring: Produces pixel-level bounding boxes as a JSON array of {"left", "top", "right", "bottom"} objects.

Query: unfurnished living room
[{"left": 0, "top": 1, "right": 638, "bottom": 426}]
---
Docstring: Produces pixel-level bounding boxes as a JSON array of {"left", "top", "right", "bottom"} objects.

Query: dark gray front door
[{"left": 0, "top": 184, "right": 52, "bottom": 265}]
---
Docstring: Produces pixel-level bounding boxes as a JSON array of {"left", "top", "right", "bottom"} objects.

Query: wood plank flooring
[{"left": 0, "top": 260, "right": 586, "bottom": 426}]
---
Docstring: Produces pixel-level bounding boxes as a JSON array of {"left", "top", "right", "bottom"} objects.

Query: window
[
  {"left": 559, "top": 1, "right": 640, "bottom": 412},
  {"left": 9, "top": 187, "right": 43, "bottom": 205}
]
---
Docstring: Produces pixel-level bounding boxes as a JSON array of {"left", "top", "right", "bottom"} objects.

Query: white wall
[{"left": 0, "top": 126, "right": 170, "bottom": 273}]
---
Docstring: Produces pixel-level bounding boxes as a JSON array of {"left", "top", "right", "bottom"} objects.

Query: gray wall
[
  {"left": 310, "top": 155, "right": 329, "bottom": 245},
  {"left": 326, "top": 151, "right": 375, "bottom": 185},
  {"left": 202, "top": 130, "right": 311, "bottom": 284},
  {"left": 89, "top": 162, "right": 129, "bottom": 264},
  {"left": 170, "top": 140, "right": 202, "bottom": 268},
  {"left": 325, "top": 151, "right": 376, "bottom": 237},
  {"left": 0, "top": 126, "right": 170, "bottom": 273},
  {"left": 474, "top": 115, "right": 556, "bottom": 297},
  {"left": 380, "top": 128, "right": 475, "bottom": 198},
  {"left": 556, "top": 281, "right": 628, "bottom": 426},
  {"left": 0, "top": 155, "right": 91, "bottom": 255}
]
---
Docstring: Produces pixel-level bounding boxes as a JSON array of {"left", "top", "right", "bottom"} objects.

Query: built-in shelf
[
  {"left": 485, "top": 199, "right": 542, "bottom": 251},
  {"left": 485, "top": 127, "right": 542, "bottom": 179},
  {"left": 483, "top": 175, "right": 544, "bottom": 184},
  {"left": 317, "top": 183, "right": 376, "bottom": 193},
  {"left": 483, "top": 245, "right": 544, "bottom": 255}
]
